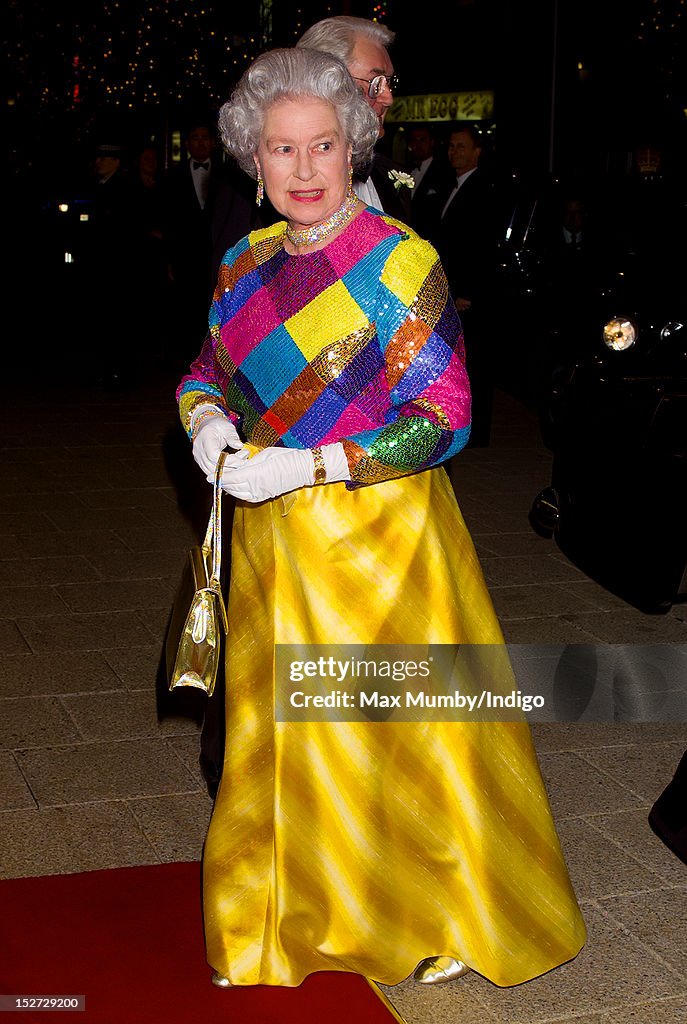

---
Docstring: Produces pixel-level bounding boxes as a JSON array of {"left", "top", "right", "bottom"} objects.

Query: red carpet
[{"left": 0, "top": 862, "right": 403, "bottom": 1023}]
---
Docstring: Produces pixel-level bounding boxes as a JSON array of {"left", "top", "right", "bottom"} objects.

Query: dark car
[{"left": 529, "top": 246, "right": 687, "bottom": 613}]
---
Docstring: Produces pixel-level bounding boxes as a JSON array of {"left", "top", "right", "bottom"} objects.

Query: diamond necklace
[{"left": 285, "top": 190, "right": 359, "bottom": 248}]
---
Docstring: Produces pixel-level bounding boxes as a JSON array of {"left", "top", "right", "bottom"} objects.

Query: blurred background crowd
[{"left": 4, "top": 0, "right": 686, "bottom": 407}]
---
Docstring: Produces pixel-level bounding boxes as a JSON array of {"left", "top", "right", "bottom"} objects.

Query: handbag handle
[{"left": 201, "top": 450, "right": 228, "bottom": 589}]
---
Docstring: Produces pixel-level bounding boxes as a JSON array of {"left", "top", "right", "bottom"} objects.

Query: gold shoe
[
  {"left": 413, "top": 956, "right": 470, "bottom": 984},
  {"left": 211, "top": 972, "right": 232, "bottom": 988}
]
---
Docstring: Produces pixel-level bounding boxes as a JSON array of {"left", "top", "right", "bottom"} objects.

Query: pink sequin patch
[
  {"left": 222, "top": 288, "right": 282, "bottom": 365},
  {"left": 320, "top": 404, "right": 382, "bottom": 444},
  {"left": 326, "top": 210, "right": 402, "bottom": 278},
  {"left": 423, "top": 352, "right": 472, "bottom": 429}
]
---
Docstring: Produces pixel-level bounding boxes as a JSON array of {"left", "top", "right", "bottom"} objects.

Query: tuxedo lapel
[
  {"left": 442, "top": 169, "right": 479, "bottom": 224},
  {"left": 369, "top": 156, "right": 413, "bottom": 224},
  {"left": 413, "top": 160, "right": 436, "bottom": 202},
  {"left": 412, "top": 158, "right": 454, "bottom": 241}
]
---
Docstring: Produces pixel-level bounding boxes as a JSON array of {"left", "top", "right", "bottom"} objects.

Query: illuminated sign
[{"left": 386, "top": 91, "right": 494, "bottom": 123}]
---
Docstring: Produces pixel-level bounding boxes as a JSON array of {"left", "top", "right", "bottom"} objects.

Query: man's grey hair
[
  {"left": 297, "top": 15, "right": 395, "bottom": 66},
  {"left": 218, "top": 48, "right": 379, "bottom": 179}
]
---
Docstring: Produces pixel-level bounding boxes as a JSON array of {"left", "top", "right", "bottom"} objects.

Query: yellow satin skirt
[{"left": 202, "top": 467, "right": 586, "bottom": 987}]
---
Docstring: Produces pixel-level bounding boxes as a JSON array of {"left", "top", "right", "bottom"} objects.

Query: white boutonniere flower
[{"left": 388, "top": 169, "right": 415, "bottom": 191}]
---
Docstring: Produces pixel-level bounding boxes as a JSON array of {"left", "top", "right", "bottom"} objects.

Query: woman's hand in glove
[
  {"left": 192, "top": 412, "right": 246, "bottom": 476},
  {"left": 217, "top": 443, "right": 351, "bottom": 503},
  {"left": 217, "top": 447, "right": 314, "bottom": 503}
]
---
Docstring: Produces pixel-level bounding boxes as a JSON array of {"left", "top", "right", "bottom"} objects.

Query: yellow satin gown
[{"left": 202, "top": 466, "right": 586, "bottom": 987}]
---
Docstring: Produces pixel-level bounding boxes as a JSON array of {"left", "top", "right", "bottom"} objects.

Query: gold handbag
[{"left": 166, "top": 451, "right": 229, "bottom": 697}]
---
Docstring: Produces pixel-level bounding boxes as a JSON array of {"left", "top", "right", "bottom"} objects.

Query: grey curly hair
[
  {"left": 297, "top": 15, "right": 395, "bottom": 65},
  {"left": 218, "top": 48, "right": 379, "bottom": 179}
]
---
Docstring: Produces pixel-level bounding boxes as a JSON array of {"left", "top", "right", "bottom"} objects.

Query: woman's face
[{"left": 255, "top": 97, "right": 352, "bottom": 230}]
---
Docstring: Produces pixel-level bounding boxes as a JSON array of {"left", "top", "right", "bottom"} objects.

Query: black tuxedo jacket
[
  {"left": 210, "top": 166, "right": 263, "bottom": 283},
  {"left": 435, "top": 168, "right": 497, "bottom": 307},
  {"left": 164, "top": 158, "right": 226, "bottom": 277},
  {"left": 411, "top": 156, "right": 454, "bottom": 240},
  {"left": 358, "top": 152, "right": 413, "bottom": 226}
]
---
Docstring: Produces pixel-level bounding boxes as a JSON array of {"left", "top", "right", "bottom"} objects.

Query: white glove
[
  {"left": 191, "top": 409, "right": 246, "bottom": 476},
  {"left": 218, "top": 443, "right": 351, "bottom": 503}
]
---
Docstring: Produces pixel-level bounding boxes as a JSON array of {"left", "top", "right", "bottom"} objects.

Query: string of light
[{"left": 6, "top": 1, "right": 395, "bottom": 120}]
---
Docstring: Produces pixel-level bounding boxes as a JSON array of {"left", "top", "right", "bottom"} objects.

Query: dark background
[{"left": 4, "top": 0, "right": 686, "bottom": 186}]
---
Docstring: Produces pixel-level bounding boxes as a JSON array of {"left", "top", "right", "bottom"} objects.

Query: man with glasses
[{"left": 298, "top": 16, "right": 412, "bottom": 223}]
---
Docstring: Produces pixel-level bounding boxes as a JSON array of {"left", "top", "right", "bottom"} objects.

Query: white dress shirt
[
  {"left": 562, "top": 227, "right": 582, "bottom": 247},
  {"left": 353, "top": 176, "right": 384, "bottom": 211}
]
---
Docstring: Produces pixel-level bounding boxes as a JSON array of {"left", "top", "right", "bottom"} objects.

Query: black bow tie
[
  {"left": 193, "top": 161, "right": 209, "bottom": 171},
  {"left": 355, "top": 166, "right": 372, "bottom": 184}
]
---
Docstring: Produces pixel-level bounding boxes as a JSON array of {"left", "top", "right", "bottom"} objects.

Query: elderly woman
[{"left": 177, "top": 47, "right": 585, "bottom": 990}]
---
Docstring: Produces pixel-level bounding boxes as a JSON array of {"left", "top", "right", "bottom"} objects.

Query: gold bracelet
[
  {"left": 191, "top": 406, "right": 223, "bottom": 440},
  {"left": 312, "top": 446, "right": 327, "bottom": 485}
]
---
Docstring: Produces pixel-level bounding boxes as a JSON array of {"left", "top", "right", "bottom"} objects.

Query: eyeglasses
[{"left": 352, "top": 73, "right": 399, "bottom": 99}]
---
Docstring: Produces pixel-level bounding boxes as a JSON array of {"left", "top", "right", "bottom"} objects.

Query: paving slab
[
  {"left": 15, "top": 738, "right": 201, "bottom": 806},
  {"left": 0, "top": 802, "right": 158, "bottom": 879},
  {"left": 0, "top": 652, "right": 122, "bottom": 698}
]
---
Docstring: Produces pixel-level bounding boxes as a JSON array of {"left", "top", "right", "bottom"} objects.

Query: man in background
[
  {"left": 437, "top": 125, "right": 498, "bottom": 446},
  {"left": 84, "top": 141, "right": 137, "bottom": 387},
  {"left": 408, "top": 124, "right": 453, "bottom": 240},
  {"left": 298, "top": 15, "right": 412, "bottom": 224},
  {"left": 164, "top": 120, "right": 229, "bottom": 360}
]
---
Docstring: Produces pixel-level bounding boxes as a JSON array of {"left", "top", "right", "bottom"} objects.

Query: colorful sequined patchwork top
[{"left": 177, "top": 207, "right": 471, "bottom": 486}]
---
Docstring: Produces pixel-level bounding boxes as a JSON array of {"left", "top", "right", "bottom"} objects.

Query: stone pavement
[{"left": 0, "top": 372, "right": 685, "bottom": 1023}]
